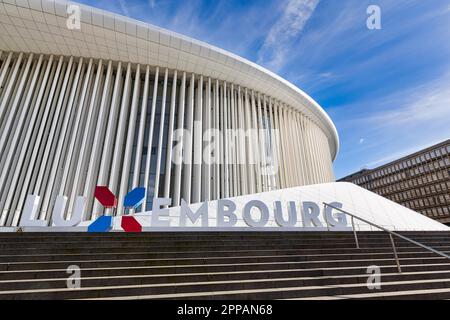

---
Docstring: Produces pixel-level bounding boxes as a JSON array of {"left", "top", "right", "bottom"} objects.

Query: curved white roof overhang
[{"left": 0, "top": 0, "right": 340, "bottom": 160}]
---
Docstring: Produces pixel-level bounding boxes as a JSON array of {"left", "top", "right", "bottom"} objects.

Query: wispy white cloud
[
  {"left": 117, "top": 0, "right": 130, "bottom": 17},
  {"left": 364, "top": 72, "right": 450, "bottom": 128},
  {"left": 334, "top": 69, "right": 450, "bottom": 177},
  {"left": 257, "top": 0, "right": 320, "bottom": 72}
]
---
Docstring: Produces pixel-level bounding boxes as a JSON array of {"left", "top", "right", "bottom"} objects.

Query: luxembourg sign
[{"left": 16, "top": 186, "right": 349, "bottom": 233}]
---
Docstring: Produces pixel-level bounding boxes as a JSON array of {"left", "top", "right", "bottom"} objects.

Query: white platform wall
[{"left": 130, "top": 182, "right": 449, "bottom": 232}]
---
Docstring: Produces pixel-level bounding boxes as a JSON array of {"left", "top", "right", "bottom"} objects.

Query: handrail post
[
  {"left": 389, "top": 233, "right": 402, "bottom": 273},
  {"left": 351, "top": 216, "right": 359, "bottom": 249}
]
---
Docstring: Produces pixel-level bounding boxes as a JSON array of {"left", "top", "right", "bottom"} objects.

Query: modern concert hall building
[{"left": 0, "top": 0, "right": 338, "bottom": 226}]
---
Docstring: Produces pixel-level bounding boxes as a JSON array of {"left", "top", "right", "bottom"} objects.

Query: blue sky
[{"left": 77, "top": 0, "right": 450, "bottom": 179}]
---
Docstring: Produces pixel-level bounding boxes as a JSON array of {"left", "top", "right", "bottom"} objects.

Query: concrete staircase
[{"left": 1, "top": 231, "right": 450, "bottom": 300}]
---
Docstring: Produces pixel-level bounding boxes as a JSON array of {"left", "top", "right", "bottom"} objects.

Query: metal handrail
[{"left": 323, "top": 202, "right": 450, "bottom": 273}]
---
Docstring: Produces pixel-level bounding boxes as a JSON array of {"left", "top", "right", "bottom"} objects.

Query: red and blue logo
[{"left": 87, "top": 186, "right": 146, "bottom": 233}]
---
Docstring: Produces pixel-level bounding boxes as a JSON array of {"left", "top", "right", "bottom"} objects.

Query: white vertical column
[
  {"left": 132, "top": 65, "right": 150, "bottom": 191},
  {"left": 58, "top": 58, "right": 94, "bottom": 218},
  {"left": 0, "top": 52, "right": 13, "bottom": 92},
  {"left": 273, "top": 99, "right": 282, "bottom": 189},
  {"left": 237, "top": 87, "right": 247, "bottom": 195},
  {"left": 267, "top": 98, "right": 277, "bottom": 189},
  {"left": 234, "top": 88, "right": 244, "bottom": 196},
  {"left": 277, "top": 102, "right": 288, "bottom": 188},
  {"left": 142, "top": 68, "right": 159, "bottom": 211},
  {"left": 313, "top": 122, "right": 321, "bottom": 183},
  {"left": 278, "top": 105, "right": 288, "bottom": 187},
  {"left": 5, "top": 55, "right": 56, "bottom": 227},
  {"left": 289, "top": 108, "right": 301, "bottom": 186},
  {"left": 310, "top": 120, "right": 321, "bottom": 184},
  {"left": 264, "top": 96, "right": 276, "bottom": 190},
  {"left": 90, "top": 61, "right": 121, "bottom": 216},
  {"left": 210, "top": 80, "right": 216, "bottom": 200},
  {"left": 227, "top": 86, "right": 234, "bottom": 196},
  {"left": 222, "top": 82, "right": 229, "bottom": 198},
  {"left": 283, "top": 107, "right": 293, "bottom": 186},
  {"left": 60, "top": 59, "right": 93, "bottom": 202},
  {"left": 0, "top": 55, "right": 22, "bottom": 134},
  {"left": 108, "top": 62, "right": 132, "bottom": 210},
  {"left": 0, "top": 52, "right": 23, "bottom": 124},
  {"left": 69, "top": 59, "right": 103, "bottom": 216},
  {"left": 304, "top": 118, "right": 316, "bottom": 184},
  {"left": 250, "top": 91, "right": 262, "bottom": 193},
  {"left": 173, "top": 72, "right": 186, "bottom": 207},
  {"left": 219, "top": 82, "right": 225, "bottom": 197},
  {"left": 7, "top": 55, "right": 63, "bottom": 223},
  {"left": 257, "top": 93, "right": 268, "bottom": 192},
  {"left": 153, "top": 68, "right": 169, "bottom": 199},
  {"left": 34, "top": 57, "right": 74, "bottom": 216},
  {"left": 244, "top": 89, "right": 255, "bottom": 193},
  {"left": 306, "top": 120, "right": 315, "bottom": 183},
  {"left": 117, "top": 64, "right": 141, "bottom": 215},
  {"left": 214, "top": 79, "right": 220, "bottom": 200},
  {"left": 192, "top": 75, "right": 203, "bottom": 203},
  {"left": 202, "top": 77, "right": 211, "bottom": 201},
  {"left": 316, "top": 125, "right": 329, "bottom": 183},
  {"left": 320, "top": 132, "right": 330, "bottom": 182},
  {"left": 22, "top": 57, "right": 64, "bottom": 202},
  {"left": 182, "top": 74, "right": 195, "bottom": 204},
  {"left": 300, "top": 115, "right": 311, "bottom": 185},
  {"left": 296, "top": 112, "right": 305, "bottom": 185},
  {"left": 313, "top": 125, "right": 324, "bottom": 183},
  {"left": 94, "top": 61, "right": 122, "bottom": 189},
  {"left": 285, "top": 107, "right": 296, "bottom": 186},
  {"left": 0, "top": 54, "right": 41, "bottom": 223},
  {"left": 0, "top": 53, "right": 33, "bottom": 152},
  {"left": 163, "top": 70, "right": 178, "bottom": 201},
  {"left": 41, "top": 57, "right": 84, "bottom": 221},
  {"left": 285, "top": 108, "right": 295, "bottom": 186},
  {"left": 294, "top": 112, "right": 307, "bottom": 185},
  {"left": 230, "top": 84, "right": 238, "bottom": 197},
  {"left": 82, "top": 60, "right": 114, "bottom": 217}
]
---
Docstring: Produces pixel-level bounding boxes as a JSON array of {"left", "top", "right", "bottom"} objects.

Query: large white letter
[
  {"left": 243, "top": 200, "right": 270, "bottom": 228},
  {"left": 52, "top": 196, "right": 86, "bottom": 227},
  {"left": 19, "top": 195, "right": 46, "bottom": 227},
  {"left": 274, "top": 201, "right": 297, "bottom": 227},
  {"left": 324, "top": 202, "right": 347, "bottom": 228},
  {"left": 151, "top": 197, "right": 172, "bottom": 227},
  {"left": 217, "top": 199, "right": 237, "bottom": 227},
  {"left": 301, "top": 202, "right": 323, "bottom": 228},
  {"left": 180, "top": 199, "right": 209, "bottom": 227}
]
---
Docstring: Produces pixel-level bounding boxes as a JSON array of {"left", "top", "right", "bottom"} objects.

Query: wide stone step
[
  {"left": 0, "top": 238, "right": 403, "bottom": 249},
  {"left": 2, "top": 245, "right": 448, "bottom": 263},
  {"left": 4, "top": 261, "right": 450, "bottom": 282},
  {"left": 293, "top": 287, "right": 450, "bottom": 300},
  {"left": 0, "top": 232, "right": 448, "bottom": 241},
  {"left": 3, "top": 277, "right": 450, "bottom": 300},
  {"left": 3, "top": 237, "right": 450, "bottom": 250},
  {"left": 0, "top": 250, "right": 447, "bottom": 272},
  {"left": 3, "top": 240, "right": 446, "bottom": 255},
  {"left": 1, "top": 256, "right": 449, "bottom": 281},
  {"left": 1, "top": 231, "right": 449, "bottom": 299},
  {"left": 1, "top": 268, "right": 450, "bottom": 292}
]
